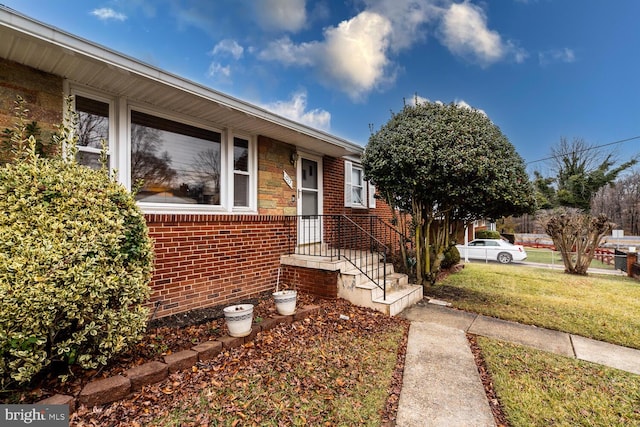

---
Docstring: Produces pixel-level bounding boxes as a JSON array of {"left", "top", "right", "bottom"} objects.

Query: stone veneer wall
[
  {"left": 0, "top": 58, "right": 62, "bottom": 147},
  {"left": 257, "top": 135, "right": 297, "bottom": 216}
]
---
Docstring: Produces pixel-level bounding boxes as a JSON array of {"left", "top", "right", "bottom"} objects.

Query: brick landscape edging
[{"left": 38, "top": 305, "right": 320, "bottom": 411}]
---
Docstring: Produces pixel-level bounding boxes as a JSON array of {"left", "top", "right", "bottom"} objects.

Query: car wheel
[{"left": 497, "top": 252, "right": 512, "bottom": 264}]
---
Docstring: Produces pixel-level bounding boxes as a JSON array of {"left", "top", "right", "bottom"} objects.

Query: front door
[{"left": 297, "top": 154, "right": 323, "bottom": 245}]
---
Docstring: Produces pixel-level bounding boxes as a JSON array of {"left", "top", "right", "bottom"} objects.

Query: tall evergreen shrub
[{"left": 0, "top": 98, "right": 153, "bottom": 388}]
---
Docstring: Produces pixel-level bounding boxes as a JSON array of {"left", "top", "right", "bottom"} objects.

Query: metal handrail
[
  {"left": 351, "top": 215, "right": 415, "bottom": 276},
  {"left": 285, "top": 215, "right": 391, "bottom": 299}
]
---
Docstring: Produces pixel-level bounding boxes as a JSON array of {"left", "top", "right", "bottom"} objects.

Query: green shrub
[
  {"left": 0, "top": 101, "right": 153, "bottom": 388},
  {"left": 475, "top": 230, "right": 501, "bottom": 239},
  {"left": 441, "top": 245, "right": 461, "bottom": 269}
]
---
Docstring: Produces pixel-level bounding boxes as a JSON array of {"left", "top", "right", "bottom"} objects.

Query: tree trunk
[{"left": 413, "top": 199, "right": 426, "bottom": 287}]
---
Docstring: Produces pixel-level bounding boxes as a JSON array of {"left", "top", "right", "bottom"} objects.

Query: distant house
[{"left": 0, "top": 6, "right": 421, "bottom": 318}]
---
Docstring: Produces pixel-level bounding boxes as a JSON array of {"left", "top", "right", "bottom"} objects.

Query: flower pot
[
  {"left": 273, "top": 290, "right": 297, "bottom": 315},
  {"left": 223, "top": 304, "right": 254, "bottom": 337}
]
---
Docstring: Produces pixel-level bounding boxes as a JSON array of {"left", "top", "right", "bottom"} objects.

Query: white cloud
[
  {"left": 320, "top": 12, "right": 393, "bottom": 100},
  {"left": 362, "top": 0, "right": 444, "bottom": 51},
  {"left": 258, "top": 1, "right": 526, "bottom": 100},
  {"left": 260, "top": 11, "right": 393, "bottom": 101},
  {"left": 207, "top": 62, "right": 232, "bottom": 79},
  {"left": 263, "top": 91, "right": 331, "bottom": 130},
  {"left": 212, "top": 39, "right": 244, "bottom": 60},
  {"left": 406, "top": 94, "right": 431, "bottom": 106},
  {"left": 254, "top": 0, "right": 307, "bottom": 32},
  {"left": 259, "top": 37, "right": 317, "bottom": 66},
  {"left": 454, "top": 99, "right": 487, "bottom": 116},
  {"left": 538, "top": 48, "right": 576, "bottom": 66},
  {"left": 407, "top": 95, "right": 487, "bottom": 116},
  {"left": 91, "top": 8, "right": 127, "bottom": 21},
  {"left": 438, "top": 2, "right": 525, "bottom": 66}
]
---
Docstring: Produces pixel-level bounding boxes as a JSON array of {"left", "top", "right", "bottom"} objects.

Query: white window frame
[
  {"left": 69, "top": 87, "right": 116, "bottom": 171},
  {"left": 127, "top": 103, "right": 229, "bottom": 213},
  {"left": 344, "top": 159, "right": 375, "bottom": 209},
  {"left": 228, "top": 132, "right": 257, "bottom": 212},
  {"left": 68, "top": 83, "right": 258, "bottom": 214}
]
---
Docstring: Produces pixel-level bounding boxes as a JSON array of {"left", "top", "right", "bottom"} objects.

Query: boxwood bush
[
  {"left": 0, "top": 101, "right": 153, "bottom": 388},
  {"left": 475, "top": 230, "right": 501, "bottom": 239},
  {"left": 441, "top": 245, "right": 461, "bottom": 269}
]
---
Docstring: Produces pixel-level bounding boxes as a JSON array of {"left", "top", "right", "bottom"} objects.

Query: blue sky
[{"left": 3, "top": 0, "right": 639, "bottom": 175}]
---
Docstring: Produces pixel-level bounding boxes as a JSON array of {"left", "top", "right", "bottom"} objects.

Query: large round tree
[{"left": 362, "top": 100, "right": 535, "bottom": 286}]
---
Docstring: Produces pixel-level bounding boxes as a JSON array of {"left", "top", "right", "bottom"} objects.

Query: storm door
[{"left": 297, "top": 155, "right": 323, "bottom": 245}]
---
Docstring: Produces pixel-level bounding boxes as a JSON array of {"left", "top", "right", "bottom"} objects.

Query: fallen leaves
[{"left": 66, "top": 296, "right": 409, "bottom": 426}]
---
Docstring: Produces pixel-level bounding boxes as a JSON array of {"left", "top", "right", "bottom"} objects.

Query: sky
[{"left": 3, "top": 0, "right": 640, "bottom": 176}]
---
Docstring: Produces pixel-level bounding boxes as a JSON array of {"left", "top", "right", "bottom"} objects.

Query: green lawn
[
  {"left": 477, "top": 337, "right": 640, "bottom": 426},
  {"left": 428, "top": 263, "right": 640, "bottom": 349},
  {"left": 430, "top": 264, "right": 640, "bottom": 426}
]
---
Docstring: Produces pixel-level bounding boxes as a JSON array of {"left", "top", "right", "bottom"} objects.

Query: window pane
[
  {"left": 234, "top": 137, "right": 249, "bottom": 172},
  {"left": 234, "top": 174, "right": 249, "bottom": 207},
  {"left": 352, "top": 187, "right": 363, "bottom": 205},
  {"left": 77, "top": 151, "right": 110, "bottom": 170},
  {"left": 301, "top": 159, "right": 318, "bottom": 190},
  {"left": 352, "top": 168, "right": 362, "bottom": 187},
  {"left": 76, "top": 96, "right": 109, "bottom": 150},
  {"left": 131, "top": 111, "right": 222, "bottom": 205},
  {"left": 301, "top": 190, "right": 318, "bottom": 216}
]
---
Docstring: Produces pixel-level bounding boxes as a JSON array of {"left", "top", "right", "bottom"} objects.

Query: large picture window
[
  {"left": 131, "top": 111, "right": 222, "bottom": 205},
  {"left": 73, "top": 90, "right": 256, "bottom": 213}
]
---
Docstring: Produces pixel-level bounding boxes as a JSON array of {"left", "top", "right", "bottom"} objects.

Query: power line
[{"left": 525, "top": 135, "right": 640, "bottom": 165}]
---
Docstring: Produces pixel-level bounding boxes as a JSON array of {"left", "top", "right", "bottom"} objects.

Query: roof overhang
[{"left": 0, "top": 5, "right": 364, "bottom": 158}]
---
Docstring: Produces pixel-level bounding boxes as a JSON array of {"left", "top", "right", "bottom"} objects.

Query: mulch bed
[{"left": 7, "top": 294, "right": 410, "bottom": 425}]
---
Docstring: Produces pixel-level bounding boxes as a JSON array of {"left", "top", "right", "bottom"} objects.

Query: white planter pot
[
  {"left": 273, "top": 290, "right": 297, "bottom": 315},
  {"left": 223, "top": 304, "right": 254, "bottom": 337}
]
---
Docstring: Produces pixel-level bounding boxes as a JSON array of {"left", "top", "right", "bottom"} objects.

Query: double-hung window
[
  {"left": 74, "top": 95, "right": 112, "bottom": 169},
  {"left": 233, "top": 137, "right": 250, "bottom": 208},
  {"left": 344, "top": 160, "right": 376, "bottom": 209}
]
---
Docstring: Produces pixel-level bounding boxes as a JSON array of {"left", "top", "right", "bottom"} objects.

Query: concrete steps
[{"left": 282, "top": 251, "right": 422, "bottom": 316}]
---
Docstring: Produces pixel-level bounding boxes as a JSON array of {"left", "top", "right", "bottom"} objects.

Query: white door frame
[{"left": 296, "top": 152, "right": 323, "bottom": 245}]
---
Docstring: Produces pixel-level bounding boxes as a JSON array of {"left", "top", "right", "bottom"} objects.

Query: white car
[{"left": 456, "top": 239, "right": 527, "bottom": 264}]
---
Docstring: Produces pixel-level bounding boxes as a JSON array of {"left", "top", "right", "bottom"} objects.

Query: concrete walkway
[{"left": 395, "top": 301, "right": 640, "bottom": 426}]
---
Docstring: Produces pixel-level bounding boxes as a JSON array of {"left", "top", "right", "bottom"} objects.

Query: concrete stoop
[
  {"left": 338, "top": 273, "right": 423, "bottom": 316},
  {"left": 282, "top": 252, "right": 422, "bottom": 316}
]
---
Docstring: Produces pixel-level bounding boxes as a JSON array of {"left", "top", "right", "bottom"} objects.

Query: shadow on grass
[{"left": 426, "top": 285, "right": 492, "bottom": 305}]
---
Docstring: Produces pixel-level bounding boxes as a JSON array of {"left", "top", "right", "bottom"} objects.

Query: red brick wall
[
  {"left": 281, "top": 265, "right": 338, "bottom": 299},
  {"left": 322, "top": 156, "right": 403, "bottom": 248},
  {"left": 322, "top": 155, "right": 395, "bottom": 218},
  {"left": 145, "top": 214, "right": 296, "bottom": 318}
]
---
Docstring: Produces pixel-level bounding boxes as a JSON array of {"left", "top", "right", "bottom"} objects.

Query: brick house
[{"left": 0, "top": 7, "right": 421, "bottom": 318}]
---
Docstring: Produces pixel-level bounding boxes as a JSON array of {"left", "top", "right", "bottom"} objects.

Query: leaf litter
[{"left": 62, "top": 294, "right": 409, "bottom": 426}]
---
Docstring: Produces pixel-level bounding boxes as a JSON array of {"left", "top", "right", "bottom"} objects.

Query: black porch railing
[{"left": 285, "top": 215, "right": 414, "bottom": 300}]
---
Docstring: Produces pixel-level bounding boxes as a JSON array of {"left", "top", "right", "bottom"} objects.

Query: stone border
[{"left": 38, "top": 305, "right": 320, "bottom": 411}]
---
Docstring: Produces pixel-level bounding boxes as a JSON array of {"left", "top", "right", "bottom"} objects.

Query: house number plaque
[{"left": 283, "top": 170, "right": 293, "bottom": 189}]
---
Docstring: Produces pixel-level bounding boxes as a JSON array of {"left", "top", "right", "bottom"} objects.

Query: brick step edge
[{"left": 38, "top": 305, "right": 321, "bottom": 411}]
